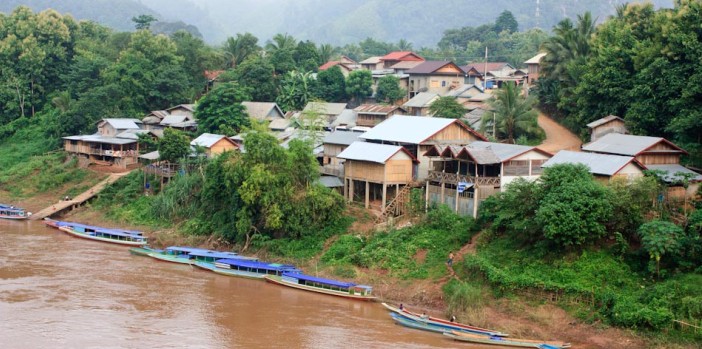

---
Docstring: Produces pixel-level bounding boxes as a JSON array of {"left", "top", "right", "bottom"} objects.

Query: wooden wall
[{"left": 209, "top": 139, "right": 238, "bottom": 156}]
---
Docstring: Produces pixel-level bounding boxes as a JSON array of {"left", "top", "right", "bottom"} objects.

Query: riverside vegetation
[{"left": 1, "top": 3, "right": 701, "bottom": 347}]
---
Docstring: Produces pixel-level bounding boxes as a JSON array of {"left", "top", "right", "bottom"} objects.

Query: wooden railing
[
  {"left": 427, "top": 171, "right": 500, "bottom": 187},
  {"left": 319, "top": 164, "right": 344, "bottom": 177},
  {"left": 66, "top": 146, "right": 138, "bottom": 158}
]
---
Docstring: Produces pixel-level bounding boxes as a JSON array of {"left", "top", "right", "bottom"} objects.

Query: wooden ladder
[{"left": 375, "top": 184, "right": 415, "bottom": 224}]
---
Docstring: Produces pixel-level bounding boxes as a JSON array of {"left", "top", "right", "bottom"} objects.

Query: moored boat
[
  {"left": 389, "top": 312, "right": 457, "bottom": 334},
  {"left": 44, "top": 219, "right": 147, "bottom": 246},
  {"left": 140, "top": 246, "right": 255, "bottom": 265},
  {"left": 382, "top": 302, "right": 508, "bottom": 337},
  {"left": 263, "top": 272, "right": 376, "bottom": 301},
  {"left": 194, "top": 258, "right": 300, "bottom": 279},
  {"left": 0, "top": 204, "right": 30, "bottom": 220},
  {"left": 444, "top": 330, "right": 571, "bottom": 348}
]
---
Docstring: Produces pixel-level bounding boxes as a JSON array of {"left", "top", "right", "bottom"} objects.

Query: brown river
[{"left": 0, "top": 220, "right": 484, "bottom": 349}]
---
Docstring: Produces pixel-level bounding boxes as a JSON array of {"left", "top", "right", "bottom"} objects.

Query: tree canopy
[
  {"left": 429, "top": 96, "right": 465, "bottom": 119},
  {"left": 194, "top": 82, "right": 251, "bottom": 135}
]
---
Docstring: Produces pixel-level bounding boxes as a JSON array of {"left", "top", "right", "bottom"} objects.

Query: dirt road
[{"left": 537, "top": 112, "right": 582, "bottom": 153}]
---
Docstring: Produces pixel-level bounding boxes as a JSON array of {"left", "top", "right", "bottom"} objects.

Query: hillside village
[{"left": 62, "top": 50, "right": 702, "bottom": 224}]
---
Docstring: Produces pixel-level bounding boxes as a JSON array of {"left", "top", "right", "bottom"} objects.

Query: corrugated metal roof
[
  {"left": 646, "top": 164, "right": 702, "bottom": 183},
  {"left": 303, "top": 102, "right": 347, "bottom": 116},
  {"left": 389, "top": 61, "right": 423, "bottom": 70},
  {"left": 63, "top": 134, "right": 137, "bottom": 145},
  {"left": 166, "top": 104, "right": 195, "bottom": 112},
  {"left": 586, "top": 115, "right": 624, "bottom": 128},
  {"left": 402, "top": 92, "right": 439, "bottom": 108},
  {"left": 337, "top": 142, "right": 405, "bottom": 164},
  {"left": 359, "top": 115, "right": 456, "bottom": 144},
  {"left": 406, "top": 61, "right": 462, "bottom": 75},
  {"left": 330, "top": 109, "right": 357, "bottom": 128},
  {"left": 353, "top": 104, "right": 403, "bottom": 115},
  {"left": 323, "top": 131, "right": 362, "bottom": 146},
  {"left": 582, "top": 133, "right": 670, "bottom": 156},
  {"left": 461, "top": 62, "right": 513, "bottom": 75},
  {"left": 268, "top": 118, "right": 291, "bottom": 130},
  {"left": 542, "top": 150, "right": 637, "bottom": 176},
  {"left": 116, "top": 129, "right": 153, "bottom": 140},
  {"left": 160, "top": 115, "right": 188, "bottom": 125},
  {"left": 461, "top": 147, "right": 501, "bottom": 164},
  {"left": 139, "top": 150, "right": 160, "bottom": 160},
  {"left": 191, "top": 133, "right": 228, "bottom": 148},
  {"left": 525, "top": 52, "right": 547, "bottom": 64},
  {"left": 241, "top": 102, "right": 284, "bottom": 120},
  {"left": 360, "top": 56, "right": 382, "bottom": 64},
  {"left": 319, "top": 176, "right": 344, "bottom": 187},
  {"left": 445, "top": 84, "right": 484, "bottom": 98},
  {"left": 380, "top": 51, "right": 423, "bottom": 61},
  {"left": 467, "top": 141, "right": 534, "bottom": 162},
  {"left": 102, "top": 118, "right": 141, "bottom": 130}
]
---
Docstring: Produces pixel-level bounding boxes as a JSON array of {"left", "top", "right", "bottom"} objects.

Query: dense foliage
[{"left": 538, "top": 2, "right": 702, "bottom": 165}]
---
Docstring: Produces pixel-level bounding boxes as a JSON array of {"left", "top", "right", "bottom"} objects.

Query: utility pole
[
  {"left": 535, "top": 0, "right": 541, "bottom": 29},
  {"left": 484, "top": 46, "right": 488, "bottom": 88}
]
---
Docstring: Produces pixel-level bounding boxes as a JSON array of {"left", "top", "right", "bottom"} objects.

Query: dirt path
[{"left": 537, "top": 112, "right": 582, "bottom": 153}]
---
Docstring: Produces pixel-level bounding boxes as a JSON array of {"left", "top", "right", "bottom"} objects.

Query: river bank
[{"left": 3, "top": 186, "right": 674, "bottom": 349}]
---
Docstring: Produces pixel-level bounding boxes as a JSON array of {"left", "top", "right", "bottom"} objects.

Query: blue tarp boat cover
[
  {"left": 187, "top": 250, "right": 240, "bottom": 259},
  {"left": 165, "top": 246, "right": 215, "bottom": 254},
  {"left": 54, "top": 220, "right": 143, "bottom": 236},
  {"left": 216, "top": 258, "right": 299, "bottom": 272},
  {"left": 281, "top": 272, "right": 358, "bottom": 288}
]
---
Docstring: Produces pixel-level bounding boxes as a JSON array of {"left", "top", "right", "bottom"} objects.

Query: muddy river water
[{"left": 0, "top": 220, "right": 489, "bottom": 348}]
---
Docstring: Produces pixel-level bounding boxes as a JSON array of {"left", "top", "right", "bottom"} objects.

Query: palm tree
[
  {"left": 540, "top": 12, "right": 595, "bottom": 83},
  {"left": 51, "top": 91, "right": 73, "bottom": 113},
  {"left": 397, "top": 39, "right": 413, "bottom": 51},
  {"left": 223, "top": 32, "right": 260, "bottom": 68},
  {"left": 265, "top": 33, "right": 297, "bottom": 54},
  {"left": 317, "top": 44, "right": 336, "bottom": 63},
  {"left": 483, "top": 82, "right": 538, "bottom": 144}
]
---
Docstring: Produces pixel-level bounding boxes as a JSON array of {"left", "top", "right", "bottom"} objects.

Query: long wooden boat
[
  {"left": 134, "top": 246, "right": 256, "bottom": 265},
  {"left": 389, "top": 312, "right": 459, "bottom": 334},
  {"left": 382, "top": 302, "right": 508, "bottom": 337},
  {"left": 194, "top": 258, "right": 300, "bottom": 279},
  {"left": 44, "top": 218, "right": 147, "bottom": 246},
  {"left": 0, "top": 204, "right": 30, "bottom": 220},
  {"left": 264, "top": 272, "right": 376, "bottom": 301},
  {"left": 445, "top": 331, "right": 571, "bottom": 348}
]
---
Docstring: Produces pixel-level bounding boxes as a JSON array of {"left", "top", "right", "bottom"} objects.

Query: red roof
[
  {"left": 319, "top": 61, "right": 354, "bottom": 71},
  {"left": 380, "top": 51, "right": 424, "bottom": 62},
  {"left": 204, "top": 70, "right": 224, "bottom": 81}
]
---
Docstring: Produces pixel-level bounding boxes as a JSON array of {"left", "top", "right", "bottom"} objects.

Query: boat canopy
[
  {"left": 216, "top": 259, "right": 299, "bottom": 272},
  {"left": 282, "top": 272, "right": 358, "bottom": 288},
  {"left": 56, "top": 221, "right": 143, "bottom": 236},
  {"left": 187, "top": 250, "right": 241, "bottom": 259},
  {"left": 166, "top": 246, "right": 215, "bottom": 254}
]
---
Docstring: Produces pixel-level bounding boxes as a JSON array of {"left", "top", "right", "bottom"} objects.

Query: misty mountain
[{"left": 2, "top": 0, "right": 674, "bottom": 47}]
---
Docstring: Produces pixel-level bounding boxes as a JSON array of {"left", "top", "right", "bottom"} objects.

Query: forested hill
[{"left": 2, "top": 0, "right": 672, "bottom": 46}]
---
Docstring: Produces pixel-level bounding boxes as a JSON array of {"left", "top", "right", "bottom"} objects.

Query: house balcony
[
  {"left": 66, "top": 146, "right": 138, "bottom": 158},
  {"left": 319, "top": 164, "right": 344, "bottom": 178},
  {"left": 427, "top": 170, "right": 501, "bottom": 187}
]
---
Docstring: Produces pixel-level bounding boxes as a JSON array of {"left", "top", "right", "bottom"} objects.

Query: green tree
[
  {"left": 230, "top": 55, "right": 277, "bottom": 102},
  {"left": 494, "top": 10, "right": 518, "bottom": 33},
  {"left": 195, "top": 82, "right": 251, "bottom": 134},
  {"left": 429, "top": 96, "right": 465, "bottom": 119},
  {"left": 317, "top": 44, "right": 336, "bottom": 64},
  {"left": 222, "top": 32, "right": 260, "bottom": 68},
  {"left": 266, "top": 33, "right": 297, "bottom": 75},
  {"left": 293, "top": 40, "right": 320, "bottom": 72},
  {"left": 375, "top": 75, "right": 406, "bottom": 104},
  {"left": 638, "top": 220, "right": 685, "bottom": 278},
  {"left": 276, "top": 71, "right": 316, "bottom": 112},
  {"left": 345, "top": 70, "right": 373, "bottom": 105},
  {"left": 314, "top": 66, "right": 346, "bottom": 102},
  {"left": 484, "top": 82, "right": 538, "bottom": 144},
  {"left": 171, "top": 30, "right": 223, "bottom": 92},
  {"left": 132, "top": 14, "right": 157, "bottom": 30},
  {"left": 159, "top": 128, "right": 190, "bottom": 163}
]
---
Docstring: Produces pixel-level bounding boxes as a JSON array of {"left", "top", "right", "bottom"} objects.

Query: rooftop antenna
[{"left": 535, "top": 0, "right": 541, "bottom": 29}]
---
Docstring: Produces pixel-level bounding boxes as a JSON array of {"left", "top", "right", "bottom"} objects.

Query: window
[
  {"left": 503, "top": 160, "right": 530, "bottom": 176},
  {"left": 430, "top": 80, "right": 439, "bottom": 88},
  {"left": 441, "top": 81, "right": 446, "bottom": 87}
]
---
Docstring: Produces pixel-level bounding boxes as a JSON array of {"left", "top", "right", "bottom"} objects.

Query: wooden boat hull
[
  {"left": 390, "top": 312, "right": 454, "bottom": 334},
  {"left": 146, "top": 252, "right": 194, "bottom": 265},
  {"left": 129, "top": 247, "right": 159, "bottom": 256},
  {"left": 263, "top": 275, "right": 377, "bottom": 301},
  {"left": 0, "top": 214, "right": 28, "bottom": 220},
  {"left": 446, "top": 331, "right": 571, "bottom": 348},
  {"left": 194, "top": 262, "right": 268, "bottom": 279},
  {"left": 58, "top": 226, "right": 147, "bottom": 246},
  {"left": 381, "top": 302, "right": 508, "bottom": 337}
]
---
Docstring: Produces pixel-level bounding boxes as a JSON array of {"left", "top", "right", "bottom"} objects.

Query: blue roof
[
  {"left": 188, "top": 250, "right": 240, "bottom": 259},
  {"left": 55, "top": 221, "right": 144, "bottom": 236},
  {"left": 165, "top": 246, "right": 214, "bottom": 254},
  {"left": 217, "top": 259, "right": 299, "bottom": 272},
  {"left": 282, "top": 272, "right": 358, "bottom": 288}
]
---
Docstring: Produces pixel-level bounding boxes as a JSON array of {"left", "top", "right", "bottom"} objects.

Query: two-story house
[{"left": 407, "top": 61, "right": 466, "bottom": 97}]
